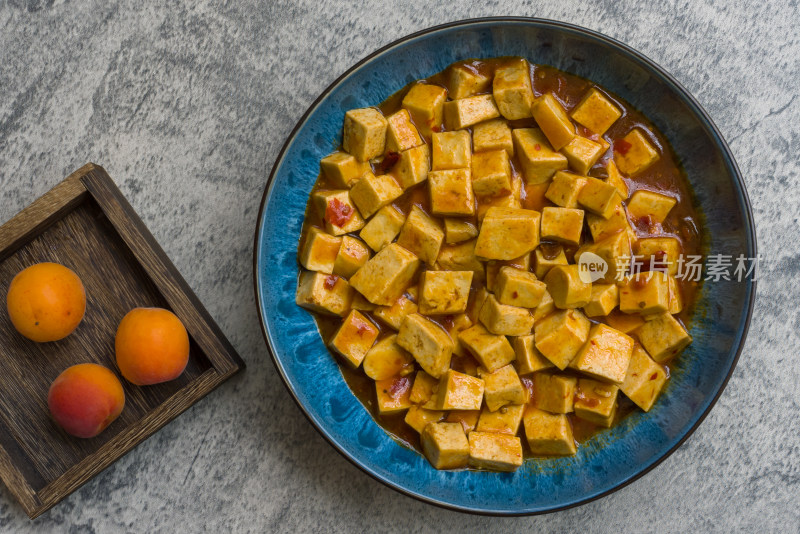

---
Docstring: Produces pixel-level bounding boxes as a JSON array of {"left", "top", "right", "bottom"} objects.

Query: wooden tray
[{"left": 0, "top": 164, "right": 244, "bottom": 518}]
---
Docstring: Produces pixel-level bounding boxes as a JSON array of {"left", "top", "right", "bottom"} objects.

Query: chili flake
[
  {"left": 614, "top": 138, "right": 633, "bottom": 155},
  {"left": 326, "top": 198, "right": 354, "bottom": 227}
]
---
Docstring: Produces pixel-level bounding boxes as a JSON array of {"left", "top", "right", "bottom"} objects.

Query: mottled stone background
[{"left": 0, "top": 1, "right": 798, "bottom": 532}]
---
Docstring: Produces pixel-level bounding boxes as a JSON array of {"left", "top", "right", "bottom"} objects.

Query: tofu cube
[
  {"left": 404, "top": 405, "right": 445, "bottom": 433},
  {"left": 575, "top": 231, "right": 632, "bottom": 283},
  {"left": 533, "top": 244, "right": 568, "bottom": 279},
  {"left": 523, "top": 406, "right": 577, "bottom": 456},
  {"left": 397, "top": 313, "right": 454, "bottom": 378},
  {"left": 313, "top": 190, "right": 366, "bottom": 236},
  {"left": 396, "top": 205, "right": 445, "bottom": 265},
  {"left": 635, "top": 312, "right": 692, "bottom": 362},
  {"left": 468, "top": 432, "right": 523, "bottom": 471},
  {"left": 619, "top": 272, "right": 671, "bottom": 315},
  {"left": 586, "top": 202, "right": 635, "bottom": 243},
  {"left": 409, "top": 369, "right": 438, "bottom": 406},
  {"left": 569, "top": 324, "right": 634, "bottom": 384},
  {"left": 533, "top": 289, "right": 555, "bottom": 323},
  {"left": 584, "top": 283, "right": 619, "bottom": 317},
  {"left": 614, "top": 128, "right": 660, "bottom": 175},
  {"left": 351, "top": 289, "right": 380, "bottom": 313},
  {"left": 493, "top": 266, "right": 546, "bottom": 308},
  {"left": 351, "top": 292, "right": 377, "bottom": 312},
  {"left": 475, "top": 207, "right": 541, "bottom": 260},
  {"left": 483, "top": 261, "right": 501, "bottom": 290},
  {"left": 418, "top": 270, "right": 473, "bottom": 315},
  {"left": 359, "top": 205, "right": 405, "bottom": 252},
  {"left": 635, "top": 237, "right": 682, "bottom": 276},
  {"left": 486, "top": 254, "right": 530, "bottom": 291},
  {"left": 574, "top": 378, "right": 619, "bottom": 427},
  {"left": 333, "top": 236, "right": 371, "bottom": 279},
  {"left": 570, "top": 88, "right": 622, "bottom": 135},
  {"left": 544, "top": 265, "right": 592, "bottom": 309},
  {"left": 540, "top": 207, "right": 584, "bottom": 246},
  {"left": 350, "top": 242, "right": 420, "bottom": 305},
  {"left": 479, "top": 293, "right": 535, "bottom": 336},
  {"left": 513, "top": 128, "right": 568, "bottom": 184},
  {"left": 545, "top": 171, "right": 587, "bottom": 208},
  {"left": 444, "top": 94, "right": 500, "bottom": 130},
  {"left": 296, "top": 271, "right": 353, "bottom": 317},
  {"left": 428, "top": 168, "right": 476, "bottom": 216},
  {"left": 562, "top": 135, "right": 605, "bottom": 175},
  {"left": 492, "top": 59, "right": 534, "bottom": 120},
  {"left": 446, "top": 410, "right": 481, "bottom": 433},
  {"left": 375, "top": 375, "right": 413, "bottom": 414},
  {"left": 466, "top": 286, "right": 490, "bottom": 323},
  {"left": 605, "top": 160, "right": 629, "bottom": 199},
  {"left": 402, "top": 83, "right": 448, "bottom": 137},
  {"left": 385, "top": 109, "right": 423, "bottom": 152},
  {"left": 447, "top": 63, "right": 492, "bottom": 99},
  {"left": 473, "top": 119, "right": 514, "bottom": 156},
  {"left": 512, "top": 336, "right": 553, "bottom": 377},
  {"left": 452, "top": 353, "right": 479, "bottom": 375},
  {"left": 524, "top": 182, "right": 554, "bottom": 217},
  {"left": 374, "top": 287, "right": 418, "bottom": 330},
  {"left": 363, "top": 335, "right": 415, "bottom": 380},
  {"left": 299, "top": 227, "right": 342, "bottom": 274},
  {"left": 604, "top": 310, "right": 646, "bottom": 334},
  {"left": 501, "top": 252, "right": 531, "bottom": 271},
  {"left": 343, "top": 107, "right": 387, "bottom": 161},
  {"left": 535, "top": 159, "right": 569, "bottom": 191},
  {"left": 476, "top": 175, "right": 523, "bottom": 220},
  {"left": 432, "top": 130, "right": 471, "bottom": 170},
  {"left": 349, "top": 172, "right": 403, "bottom": 219},
  {"left": 533, "top": 372, "right": 577, "bottom": 414},
  {"left": 320, "top": 151, "right": 371, "bottom": 188},
  {"left": 482, "top": 364, "right": 526, "bottom": 411},
  {"left": 577, "top": 177, "right": 620, "bottom": 219},
  {"left": 435, "top": 369, "right": 485, "bottom": 410},
  {"left": 620, "top": 345, "right": 668, "bottom": 411},
  {"left": 421, "top": 422, "right": 470, "bottom": 470},
  {"left": 458, "top": 323, "right": 516, "bottom": 373},
  {"left": 436, "top": 239, "right": 485, "bottom": 283},
  {"left": 394, "top": 144, "right": 430, "bottom": 190},
  {"left": 444, "top": 219, "right": 478, "bottom": 244},
  {"left": 627, "top": 190, "right": 677, "bottom": 223},
  {"left": 329, "top": 310, "right": 380, "bottom": 368},
  {"left": 442, "top": 313, "right": 474, "bottom": 358},
  {"left": 534, "top": 309, "right": 591, "bottom": 369},
  {"left": 471, "top": 149, "right": 512, "bottom": 197},
  {"left": 531, "top": 93, "right": 575, "bottom": 150},
  {"left": 446, "top": 313, "right": 474, "bottom": 334},
  {"left": 476, "top": 404, "right": 525, "bottom": 435}
]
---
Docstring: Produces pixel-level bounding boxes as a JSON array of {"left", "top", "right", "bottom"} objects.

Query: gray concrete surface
[{"left": 0, "top": 1, "right": 798, "bottom": 532}]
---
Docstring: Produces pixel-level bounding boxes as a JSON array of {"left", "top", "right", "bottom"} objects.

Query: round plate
[{"left": 254, "top": 18, "right": 756, "bottom": 515}]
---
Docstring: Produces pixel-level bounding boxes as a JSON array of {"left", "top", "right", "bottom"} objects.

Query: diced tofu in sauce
[{"left": 297, "top": 57, "right": 703, "bottom": 472}]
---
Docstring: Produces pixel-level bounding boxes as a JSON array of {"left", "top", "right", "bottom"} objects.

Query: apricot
[
  {"left": 115, "top": 307, "right": 190, "bottom": 385},
  {"left": 6, "top": 262, "right": 86, "bottom": 342},
  {"left": 48, "top": 363, "right": 125, "bottom": 438}
]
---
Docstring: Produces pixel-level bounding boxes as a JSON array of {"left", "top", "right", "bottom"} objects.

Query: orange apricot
[
  {"left": 6, "top": 262, "right": 86, "bottom": 342},
  {"left": 115, "top": 307, "right": 190, "bottom": 386},
  {"left": 48, "top": 363, "right": 125, "bottom": 438}
]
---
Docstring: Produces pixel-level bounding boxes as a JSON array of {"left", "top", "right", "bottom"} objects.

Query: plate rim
[{"left": 253, "top": 16, "right": 757, "bottom": 516}]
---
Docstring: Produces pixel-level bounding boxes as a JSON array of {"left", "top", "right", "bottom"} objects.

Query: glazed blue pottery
[{"left": 254, "top": 18, "right": 756, "bottom": 514}]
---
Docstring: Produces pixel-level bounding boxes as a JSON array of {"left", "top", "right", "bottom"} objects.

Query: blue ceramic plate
[{"left": 254, "top": 18, "right": 756, "bottom": 515}]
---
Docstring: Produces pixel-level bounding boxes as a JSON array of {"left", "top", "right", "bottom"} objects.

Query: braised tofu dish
[{"left": 295, "top": 57, "right": 702, "bottom": 472}]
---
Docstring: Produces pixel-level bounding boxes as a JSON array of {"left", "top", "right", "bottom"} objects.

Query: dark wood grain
[{"left": 0, "top": 163, "right": 244, "bottom": 518}]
